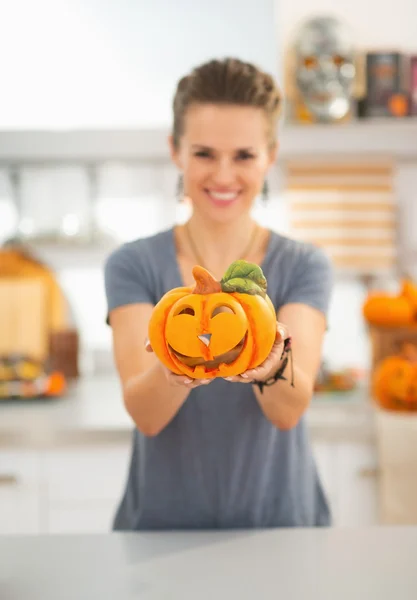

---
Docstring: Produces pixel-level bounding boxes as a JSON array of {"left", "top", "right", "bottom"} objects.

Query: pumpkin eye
[
  {"left": 332, "top": 54, "right": 345, "bottom": 67},
  {"left": 176, "top": 307, "right": 195, "bottom": 316},
  {"left": 303, "top": 56, "right": 317, "bottom": 69},
  {"left": 211, "top": 305, "right": 235, "bottom": 318}
]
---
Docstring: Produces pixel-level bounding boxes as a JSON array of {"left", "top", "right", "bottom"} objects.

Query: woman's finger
[
  {"left": 275, "top": 322, "right": 288, "bottom": 344},
  {"left": 167, "top": 371, "right": 212, "bottom": 388}
]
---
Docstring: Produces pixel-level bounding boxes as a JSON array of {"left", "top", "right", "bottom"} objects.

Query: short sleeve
[
  {"left": 104, "top": 243, "right": 155, "bottom": 324},
  {"left": 283, "top": 244, "right": 334, "bottom": 318}
]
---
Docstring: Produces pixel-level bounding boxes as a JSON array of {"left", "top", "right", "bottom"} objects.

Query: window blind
[{"left": 285, "top": 161, "right": 397, "bottom": 275}]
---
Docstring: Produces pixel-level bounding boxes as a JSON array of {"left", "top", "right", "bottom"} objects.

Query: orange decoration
[
  {"left": 400, "top": 279, "right": 417, "bottom": 317},
  {"left": 45, "top": 371, "right": 67, "bottom": 396},
  {"left": 362, "top": 293, "right": 414, "bottom": 326},
  {"left": 372, "top": 344, "right": 417, "bottom": 412},
  {"left": 148, "top": 260, "right": 277, "bottom": 379}
]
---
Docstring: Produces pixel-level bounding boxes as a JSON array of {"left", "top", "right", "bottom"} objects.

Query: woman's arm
[
  {"left": 252, "top": 303, "right": 326, "bottom": 430},
  {"left": 109, "top": 303, "right": 202, "bottom": 437}
]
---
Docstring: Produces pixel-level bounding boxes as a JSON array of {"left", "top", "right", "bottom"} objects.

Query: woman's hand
[
  {"left": 144, "top": 339, "right": 212, "bottom": 390},
  {"left": 223, "top": 322, "right": 288, "bottom": 384}
]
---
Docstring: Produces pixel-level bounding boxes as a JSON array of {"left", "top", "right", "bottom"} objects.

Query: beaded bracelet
[{"left": 253, "top": 336, "right": 294, "bottom": 394}]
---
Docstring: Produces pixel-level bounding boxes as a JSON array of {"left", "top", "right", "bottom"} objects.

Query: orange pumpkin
[
  {"left": 362, "top": 293, "right": 413, "bottom": 326},
  {"left": 148, "top": 260, "right": 277, "bottom": 379},
  {"left": 373, "top": 354, "right": 417, "bottom": 412},
  {"left": 401, "top": 279, "right": 417, "bottom": 318}
]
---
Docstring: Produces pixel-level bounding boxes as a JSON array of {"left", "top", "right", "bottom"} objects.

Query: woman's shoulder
[
  {"left": 265, "top": 230, "right": 334, "bottom": 313},
  {"left": 105, "top": 227, "right": 174, "bottom": 271},
  {"left": 267, "top": 230, "right": 333, "bottom": 275},
  {"left": 103, "top": 228, "right": 176, "bottom": 313}
]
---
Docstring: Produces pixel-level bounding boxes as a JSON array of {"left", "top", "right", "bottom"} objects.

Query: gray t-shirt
[{"left": 104, "top": 227, "right": 334, "bottom": 530}]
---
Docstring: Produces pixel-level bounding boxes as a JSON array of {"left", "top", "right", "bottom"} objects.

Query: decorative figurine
[{"left": 292, "top": 15, "right": 356, "bottom": 123}]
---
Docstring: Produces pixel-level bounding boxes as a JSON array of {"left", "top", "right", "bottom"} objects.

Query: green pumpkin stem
[
  {"left": 220, "top": 259, "right": 267, "bottom": 297},
  {"left": 192, "top": 265, "right": 222, "bottom": 295}
]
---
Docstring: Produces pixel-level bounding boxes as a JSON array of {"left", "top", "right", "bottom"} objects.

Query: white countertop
[
  {"left": 2, "top": 527, "right": 417, "bottom": 599},
  {"left": 0, "top": 374, "right": 376, "bottom": 448}
]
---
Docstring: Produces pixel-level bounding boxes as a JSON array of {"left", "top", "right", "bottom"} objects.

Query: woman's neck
[{"left": 178, "top": 212, "right": 266, "bottom": 277}]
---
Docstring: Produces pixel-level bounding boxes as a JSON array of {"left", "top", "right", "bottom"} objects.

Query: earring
[
  {"left": 262, "top": 180, "right": 269, "bottom": 204},
  {"left": 176, "top": 174, "right": 184, "bottom": 202}
]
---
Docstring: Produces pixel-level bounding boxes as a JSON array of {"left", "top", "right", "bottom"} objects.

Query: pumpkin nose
[{"left": 198, "top": 333, "right": 212, "bottom": 347}]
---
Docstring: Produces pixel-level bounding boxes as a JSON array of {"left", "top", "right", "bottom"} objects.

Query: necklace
[{"left": 183, "top": 221, "right": 259, "bottom": 271}]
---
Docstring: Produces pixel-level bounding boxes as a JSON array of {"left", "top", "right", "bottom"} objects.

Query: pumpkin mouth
[{"left": 168, "top": 332, "right": 248, "bottom": 371}]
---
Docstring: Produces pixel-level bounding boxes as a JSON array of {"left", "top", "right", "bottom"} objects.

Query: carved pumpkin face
[
  {"left": 373, "top": 356, "right": 417, "bottom": 411},
  {"left": 148, "top": 260, "right": 277, "bottom": 379}
]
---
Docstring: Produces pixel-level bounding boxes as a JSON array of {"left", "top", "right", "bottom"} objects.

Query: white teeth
[{"left": 209, "top": 191, "right": 238, "bottom": 201}]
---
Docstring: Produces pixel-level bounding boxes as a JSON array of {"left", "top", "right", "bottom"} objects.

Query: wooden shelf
[{"left": 279, "top": 118, "right": 417, "bottom": 161}]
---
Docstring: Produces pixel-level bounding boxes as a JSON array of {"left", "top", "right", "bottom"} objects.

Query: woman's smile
[{"left": 204, "top": 187, "right": 242, "bottom": 208}]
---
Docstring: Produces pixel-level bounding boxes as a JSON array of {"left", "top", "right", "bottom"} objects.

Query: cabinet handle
[
  {"left": 358, "top": 467, "right": 380, "bottom": 479},
  {"left": 0, "top": 473, "right": 19, "bottom": 486}
]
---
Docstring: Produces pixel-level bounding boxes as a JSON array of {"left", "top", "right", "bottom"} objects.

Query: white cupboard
[
  {"left": 0, "top": 450, "right": 42, "bottom": 534},
  {"left": 0, "top": 437, "right": 380, "bottom": 535},
  {"left": 313, "top": 441, "right": 379, "bottom": 527}
]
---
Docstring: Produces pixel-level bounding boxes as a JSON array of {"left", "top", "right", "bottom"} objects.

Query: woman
[{"left": 104, "top": 57, "right": 334, "bottom": 530}]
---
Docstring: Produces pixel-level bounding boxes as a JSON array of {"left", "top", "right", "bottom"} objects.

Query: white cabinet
[
  {"left": 42, "top": 442, "right": 131, "bottom": 534},
  {"left": 0, "top": 441, "right": 131, "bottom": 536},
  {"left": 0, "top": 438, "right": 379, "bottom": 535},
  {"left": 313, "top": 441, "right": 379, "bottom": 527},
  {"left": 0, "top": 450, "right": 42, "bottom": 534}
]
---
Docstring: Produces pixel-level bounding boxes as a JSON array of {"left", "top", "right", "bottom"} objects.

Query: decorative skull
[{"left": 293, "top": 15, "right": 356, "bottom": 122}]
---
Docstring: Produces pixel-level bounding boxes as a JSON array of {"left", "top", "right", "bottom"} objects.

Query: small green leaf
[
  {"left": 220, "top": 260, "right": 267, "bottom": 297},
  {"left": 221, "top": 277, "right": 266, "bottom": 297}
]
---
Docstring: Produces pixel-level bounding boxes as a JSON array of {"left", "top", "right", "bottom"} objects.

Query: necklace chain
[{"left": 184, "top": 221, "right": 259, "bottom": 271}]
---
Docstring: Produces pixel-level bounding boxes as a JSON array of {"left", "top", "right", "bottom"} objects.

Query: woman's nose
[{"left": 212, "top": 158, "right": 236, "bottom": 185}]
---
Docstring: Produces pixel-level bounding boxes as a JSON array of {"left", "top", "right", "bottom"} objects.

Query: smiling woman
[{"left": 104, "top": 57, "right": 334, "bottom": 532}]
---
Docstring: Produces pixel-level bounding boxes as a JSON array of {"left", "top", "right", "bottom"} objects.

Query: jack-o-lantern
[
  {"left": 372, "top": 350, "right": 417, "bottom": 412},
  {"left": 148, "top": 260, "right": 277, "bottom": 379}
]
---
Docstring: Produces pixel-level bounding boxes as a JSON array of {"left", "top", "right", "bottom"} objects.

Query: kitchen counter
[
  {"left": 0, "top": 374, "right": 376, "bottom": 447},
  {"left": 1, "top": 527, "right": 416, "bottom": 599}
]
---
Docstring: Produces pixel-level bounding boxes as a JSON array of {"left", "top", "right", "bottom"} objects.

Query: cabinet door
[
  {"left": 312, "top": 441, "right": 339, "bottom": 517},
  {"left": 47, "top": 504, "right": 117, "bottom": 534},
  {"left": 42, "top": 441, "right": 131, "bottom": 534},
  {"left": 0, "top": 450, "right": 41, "bottom": 534},
  {"left": 335, "top": 442, "right": 379, "bottom": 527},
  {"left": 313, "top": 441, "right": 379, "bottom": 527}
]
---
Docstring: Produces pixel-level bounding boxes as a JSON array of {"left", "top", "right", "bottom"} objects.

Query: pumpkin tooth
[{"left": 198, "top": 333, "right": 212, "bottom": 347}]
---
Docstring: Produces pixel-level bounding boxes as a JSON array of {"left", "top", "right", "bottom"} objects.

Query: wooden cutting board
[{"left": 0, "top": 278, "right": 48, "bottom": 361}]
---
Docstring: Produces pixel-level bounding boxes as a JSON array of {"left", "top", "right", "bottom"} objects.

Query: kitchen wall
[{"left": 0, "top": 0, "right": 278, "bottom": 129}]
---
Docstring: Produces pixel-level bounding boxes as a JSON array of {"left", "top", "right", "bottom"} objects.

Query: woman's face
[{"left": 170, "top": 103, "right": 277, "bottom": 224}]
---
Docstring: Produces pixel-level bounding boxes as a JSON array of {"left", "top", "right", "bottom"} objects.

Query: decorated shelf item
[
  {"left": 0, "top": 354, "right": 67, "bottom": 400},
  {"left": 148, "top": 260, "right": 277, "bottom": 379},
  {"left": 372, "top": 343, "right": 417, "bottom": 412},
  {"left": 363, "top": 278, "right": 417, "bottom": 327},
  {"left": 314, "top": 365, "right": 358, "bottom": 392}
]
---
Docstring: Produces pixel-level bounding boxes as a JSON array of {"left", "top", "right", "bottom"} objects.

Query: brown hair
[{"left": 172, "top": 57, "right": 282, "bottom": 149}]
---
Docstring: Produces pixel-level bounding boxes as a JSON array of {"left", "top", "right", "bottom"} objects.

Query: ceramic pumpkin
[
  {"left": 362, "top": 293, "right": 413, "bottom": 326},
  {"left": 372, "top": 354, "right": 417, "bottom": 412},
  {"left": 401, "top": 279, "right": 417, "bottom": 318},
  {"left": 148, "top": 260, "right": 277, "bottom": 379}
]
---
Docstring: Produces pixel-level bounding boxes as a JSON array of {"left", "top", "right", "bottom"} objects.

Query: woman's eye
[
  {"left": 236, "top": 152, "right": 255, "bottom": 161},
  {"left": 195, "top": 151, "right": 211, "bottom": 158}
]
